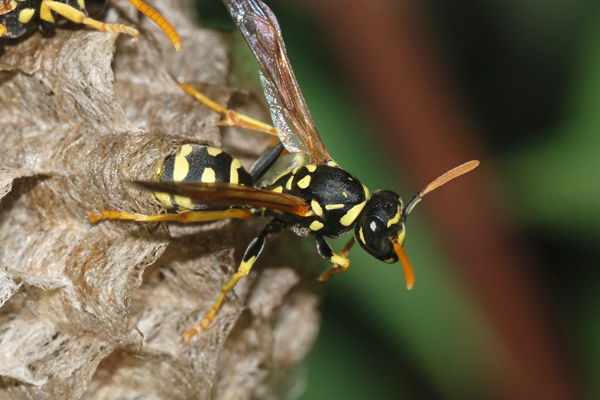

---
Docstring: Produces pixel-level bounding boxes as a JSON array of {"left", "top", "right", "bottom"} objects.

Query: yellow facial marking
[
  {"left": 311, "top": 200, "right": 323, "bottom": 216},
  {"left": 340, "top": 200, "right": 367, "bottom": 226},
  {"left": 201, "top": 167, "right": 216, "bottom": 183},
  {"left": 362, "top": 184, "right": 370, "bottom": 199},
  {"left": 398, "top": 226, "right": 406, "bottom": 246},
  {"left": 327, "top": 160, "right": 339, "bottom": 167},
  {"left": 305, "top": 165, "right": 317, "bottom": 172},
  {"left": 297, "top": 175, "right": 311, "bottom": 189},
  {"left": 230, "top": 159, "right": 241, "bottom": 184},
  {"left": 387, "top": 206, "right": 401, "bottom": 228},
  {"left": 207, "top": 147, "right": 222, "bottom": 156},
  {"left": 310, "top": 220, "right": 324, "bottom": 231},
  {"left": 325, "top": 204, "right": 345, "bottom": 210},
  {"left": 286, "top": 176, "right": 294, "bottom": 191},
  {"left": 0, "top": 25, "right": 6, "bottom": 37},
  {"left": 173, "top": 154, "right": 189, "bottom": 182},
  {"left": 9, "top": 0, "right": 17, "bottom": 10},
  {"left": 359, "top": 227, "right": 365, "bottom": 244},
  {"left": 18, "top": 8, "right": 34, "bottom": 23},
  {"left": 271, "top": 186, "right": 283, "bottom": 193},
  {"left": 77, "top": 0, "right": 84, "bottom": 9},
  {"left": 174, "top": 195, "right": 193, "bottom": 210}
]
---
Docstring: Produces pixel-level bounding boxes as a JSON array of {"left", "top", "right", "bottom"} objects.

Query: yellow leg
[
  {"left": 178, "top": 82, "right": 279, "bottom": 137},
  {"left": 88, "top": 208, "right": 252, "bottom": 223},
  {"left": 317, "top": 237, "right": 355, "bottom": 282},
  {"left": 182, "top": 255, "right": 257, "bottom": 343},
  {"left": 0, "top": 24, "right": 7, "bottom": 37},
  {"left": 43, "top": 0, "right": 139, "bottom": 42}
]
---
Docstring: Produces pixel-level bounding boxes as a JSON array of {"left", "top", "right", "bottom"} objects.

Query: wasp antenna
[
  {"left": 391, "top": 238, "right": 414, "bottom": 290},
  {"left": 402, "top": 160, "right": 479, "bottom": 219},
  {"left": 128, "top": 0, "right": 181, "bottom": 51}
]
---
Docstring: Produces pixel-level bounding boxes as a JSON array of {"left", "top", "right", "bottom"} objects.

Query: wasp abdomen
[{"left": 154, "top": 144, "right": 254, "bottom": 211}]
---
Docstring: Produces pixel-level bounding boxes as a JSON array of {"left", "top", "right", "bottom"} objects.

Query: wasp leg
[
  {"left": 316, "top": 236, "right": 356, "bottom": 282},
  {"left": 178, "top": 82, "right": 279, "bottom": 137},
  {"left": 42, "top": 0, "right": 139, "bottom": 42},
  {"left": 0, "top": 25, "right": 6, "bottom": 37},
  {"left": 182, "top": 218, "right": 287, "bottom": 343},
  {"left": 249, "top": 142, "right": 285, "bottom": 181},
  {"left": 88, "top": 208, "right": 252, "bottom": 223}
]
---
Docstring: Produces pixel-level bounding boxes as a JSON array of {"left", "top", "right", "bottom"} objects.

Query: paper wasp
[
  {"left": 90, "top": 0, "right": 479, "bottom": 342},
  {"left": 0, "top": 0, "right": 181, "bottom": 50}
]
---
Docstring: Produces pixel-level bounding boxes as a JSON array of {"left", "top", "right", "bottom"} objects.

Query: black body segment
[{"left": 264, "top": 164, "right": 369, "bottom": 238}]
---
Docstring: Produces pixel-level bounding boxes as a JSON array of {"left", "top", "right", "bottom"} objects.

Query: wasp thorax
[{"left": 354, "top": 190, "right": 405, "bottom": 263}]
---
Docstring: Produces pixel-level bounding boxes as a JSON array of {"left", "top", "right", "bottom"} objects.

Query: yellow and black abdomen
[
  {"left": 0, "top": 0, "right": 42, "bottom": 38},
  {"left": 153, "top": 144, "right": 254, "bottom": 211}
]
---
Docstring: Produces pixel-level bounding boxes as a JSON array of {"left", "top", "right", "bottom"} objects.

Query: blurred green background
[{"left": 193, "top": 0, "right": 600, "bottom": 398}]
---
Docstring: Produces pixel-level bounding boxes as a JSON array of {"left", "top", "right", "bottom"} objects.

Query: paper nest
[{"left": 0, "top": 1, "right": 321, "bottom": 398}]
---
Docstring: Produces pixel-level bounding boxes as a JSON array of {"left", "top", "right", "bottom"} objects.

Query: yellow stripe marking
[
  {"left": 153, "top": 192, "right": 173, "bottom": 207},
  {"left": 311, "top": 200, "right": 323, "bottom": 216},
  {"left": 154, "top": 163, "right": 164, "bottom": 181},
  {"left": 179, "top": 144, "right": 194, "bottom": 157},
  {"left": 343, "top": 191, "right": 348, "bottom": 198},
  {"left": 325, "top": 204, "right": 344, "bottom": 210},
  {"left": 286, "top": 176, "right": 294, "bottom": 191},
  {"left": 297, "top": 175, "right": 311, "bottom": 189},
  {"left": 363, "top": 184, "right": 370, "bottom": 198},
  {"left": 359, "top": 227, "right": 365, "bottom": 244},
  {"left": 174, "top": 195, "right": 194, "bottom": 210},
  {"left": 271, "top": 186, "right": 283, "bottom": 193},
  {"left": 305, "top": 165, "right": 317, "bottom": 172},
  {"left": 327, "top": 160, "right": 339, "bottom": 167},
  {"left": 18, "top": 8, "right": 35, "bottom": 23},
  {"left": 207, "top": 147, "right": 222, "bottom": 156},
  {"left": 173, "top": 155, "right": 189, "bottom": 182},
  {"left": 0, "top": 25, "right": 6, "bottom": 37},
  {"left": 230, "top": 159, "right": 241, "bottom": 184},
  {"left": 77, "top": 0, "right": 84, "bottom": 9},
  {"left": 340, "top": 200, "right": 367, "bottom": 226},
  {"left": 310, "top": 220, "right": 324, "bottom": 231},
  {"left": 201, "top": 168, "right": 216, "bottom": 183},
  {"left": 387, "top": 205, "right": 401, "bottom": 227}
]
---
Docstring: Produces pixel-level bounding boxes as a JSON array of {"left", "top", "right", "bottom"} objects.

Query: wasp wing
[
  {"left": 132, "top": 181, "right": 311, "bottom": 216},
  {"left": 222, "top": 0, "right": 332, "bottom": 165}
]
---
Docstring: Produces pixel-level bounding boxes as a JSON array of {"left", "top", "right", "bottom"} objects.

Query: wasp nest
[{"left": 0, "top": 1, "right": 320, "bottom": 398}]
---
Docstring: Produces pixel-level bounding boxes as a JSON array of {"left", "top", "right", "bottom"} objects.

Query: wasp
[
  {"left": 90, "top": 0, "right": 479, "bottom": 342},
  {"left": 0, "top": 0, "right": 181, "bottom": 50}
]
